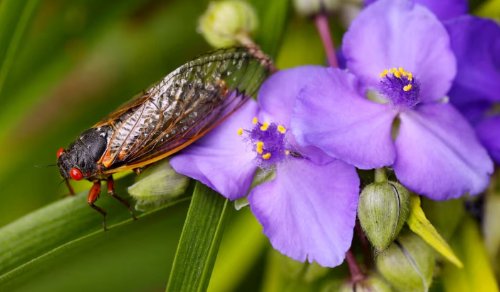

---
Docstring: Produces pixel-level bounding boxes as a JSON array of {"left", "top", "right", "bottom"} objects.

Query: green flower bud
[
  {"left": 293, "top": 0, "right": 340, "bottom": 17},
  {"left": 198, "top": 1, "right": 258, "bottom": 48},
  {"left": 338, "top": 274, "right": 392, "bottom": 292},
  {"left": 128, "top": 160, "right": 189, "bottom": 211},
  {"left": 376, "top": 233, "right": 435, "bottom": 292},
  {"left": 358, "top": 181, "right": 410, "bottom": 250}
]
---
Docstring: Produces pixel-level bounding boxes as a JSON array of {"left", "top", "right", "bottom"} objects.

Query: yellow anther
[
  {"left": 285, "top": 150, "right": 290, "bottom": 155},
  {"left": 277, "top": 125, "right": 286, "bottom": 134},
  {"left": 237, "top": 128, "right": 244, "bottom": 136},
  {"left": 403, "top": 84, "right": 413, "bottom": 92},
  {"left": 262, "top": 153, "right": 271, "bottom": 160},
  {"left": 252, "top": 117, "right": 258, "bottom": 124},
  {"left": 390, "top": 68, "right": 397, "bottom": 74},
  {"left": 260, "top": 122, "right": 269, "bottom": 131},
  {"left": 379, "top": 69, "right": 389, "bottom": 78},
  {"left": 394, "top": 70, "right": 402, "bottom": 78},
  {"left": 256, "top": 141, "right": 264, "bottom": 154},
  {"left": 407, "top": 72, "right": 413, "bottom": 81}
]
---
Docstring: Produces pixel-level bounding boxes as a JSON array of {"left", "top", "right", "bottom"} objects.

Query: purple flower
[
  {"left": 170, "top": 68, "right": 360, "bottom": 267},
  {"left": 291, "top": 0, "right": 493, "bottom": 200},
  {"left": 365, "top": 0, "right": 467, "bottom": 21},
  {"left": 445, "top": 16, "right": 500, "bottom": 163}
]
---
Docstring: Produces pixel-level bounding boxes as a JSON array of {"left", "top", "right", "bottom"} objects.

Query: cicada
[{"left": 57, "top": 47, "right": 272, "bottom": 226}]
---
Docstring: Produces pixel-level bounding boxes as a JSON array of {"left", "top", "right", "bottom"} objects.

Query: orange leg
[
  {"left": 106, "top": 176, "right": 137, "bottom": 220},
  {"left": 87, "top": 181, "right": 107, "bottom": 230}
]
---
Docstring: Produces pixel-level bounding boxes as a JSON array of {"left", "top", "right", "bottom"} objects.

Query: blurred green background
[
  {"left": 0, "top": 0, "right": 324, "bottom": 290},
  {"left": 0, "top": 0, "right": 498, "bottom": 291}
]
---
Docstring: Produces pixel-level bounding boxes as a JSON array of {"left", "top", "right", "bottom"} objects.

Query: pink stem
[
  {"left": 314, "top": 13, "right": 339, "bottom": 68},
  {"left": 345, "top": 250, "right": 365, "bottom": 283}
]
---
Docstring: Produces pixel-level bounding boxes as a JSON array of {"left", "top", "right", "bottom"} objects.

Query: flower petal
[
  {"left": 414, "top": 0, "right": 467, "bottom": 21},
  {"left": 476, "top": 116, "right": 500, "bottom": 163},
  {"left": 249, "top": 158, "right": 360, "bottom": 267},
  {"left": 257, "top": 66, "right": 329, "bottom": 126},
  {"left": 447, "top": 16, "right": 500, "bottom": 106},
  {"left": 365, "top": 0, "right": 467, "bottom": 21},
  {"left": 344, "top": 0, "right": 456, "bottom": 102},
  {"left": 292, "top": 68, "right": 397, "bottom": 169},
  {"left": 170, "top": 101, "right": 258, "bottom": 200},
  {"left": 394, "top": 103, "right": 493, "bottom": 200}
]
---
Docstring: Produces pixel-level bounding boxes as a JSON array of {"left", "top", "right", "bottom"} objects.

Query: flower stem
[
  {"left": 374, "top": 168, "right": 387, "bottom": 183},
  {"left": 355, "top": 220, "right": 372, "bottom": 268},
  {"left": 314, "top": 13, "right": 338, "bottom": 68},
  {"left": 345, "top": 250, "right": 365, "bottom": 283}
]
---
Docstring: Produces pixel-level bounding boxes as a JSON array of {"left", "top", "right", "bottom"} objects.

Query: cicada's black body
[{"left": 56, "top": 47, "right": 272, "bottom": 227}]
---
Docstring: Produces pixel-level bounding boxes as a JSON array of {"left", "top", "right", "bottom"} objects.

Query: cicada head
[{"left": 57, "top": 127, "right": 110, "bottom": 181}]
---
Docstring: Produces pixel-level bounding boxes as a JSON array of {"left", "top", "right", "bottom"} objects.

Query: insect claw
[
  {"left": 65, "top": 179, "right": 75, "bottom": 196},
  {"left": 88, "top": 202, "right": 107, "bottom": 231},
  {"left": 106, "top": 177, "right": 137, "bottom": 221}
]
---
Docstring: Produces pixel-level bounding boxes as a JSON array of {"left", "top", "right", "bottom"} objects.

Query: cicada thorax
[{"left": 94, "top": 47, "right": 272, "bottom": 174}]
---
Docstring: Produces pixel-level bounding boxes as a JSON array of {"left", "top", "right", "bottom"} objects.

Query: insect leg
[
  {"left": 64, "top": 179, "right": 75, "bottom": 195},
  {"left": 87, "top": 181, "right": 107, "bottom": 231},
  {"left": 106, "top": 176, "right": 137, "bottom": 220}
]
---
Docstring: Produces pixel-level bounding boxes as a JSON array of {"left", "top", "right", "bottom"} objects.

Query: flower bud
[
  {"left": 293, "top": 0, "right": 341, "bottom": 17},
  {"left": 358, "top": 181, "right": 410, "bottom": 250},
  {"left": 376, "top": 233, "right": 435, "bottom": 292},
  {"left": 128, "top": 160, "right": 189, "bottom": 211},
  {"left": 338, "top": 274, "right": 392, "bottom": 292},
  {"left": 198, "top": 1, "right": 258, "bottom": 48}
]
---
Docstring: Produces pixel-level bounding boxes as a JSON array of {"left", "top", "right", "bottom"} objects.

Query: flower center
[
  {"left": 379, "top": 67, "right": 420, "bottom": 108},
  {"left": 238, "top": 117, "right": 290, "bottom": 168}
]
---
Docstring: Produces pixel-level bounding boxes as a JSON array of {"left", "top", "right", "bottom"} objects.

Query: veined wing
[{"left": 98, "top": 47, "right": 272, "bottom": 173}]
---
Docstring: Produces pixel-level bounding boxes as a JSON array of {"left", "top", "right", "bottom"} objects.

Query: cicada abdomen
[{"left": 56, "top": 46, "right": 272, "bottom": 227}]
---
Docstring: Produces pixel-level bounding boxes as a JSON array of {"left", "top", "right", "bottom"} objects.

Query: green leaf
[
  {"left": 442, "top": 215, "right": 499, "bottom": 292},
  {"left": 252, "top": 0, "right": 290, "bottom": 57},
  {"left": 475, "top": 0, "right": 500, "bottom": 21},
  {"left": 0, "top": 0, "right": 40, "bottom": 96},
  {"left": 0, "top": 174, "right": 190, "bottom": 281},
  {"left": 166, "top": 183, "right": 232, "bottom": 292},
  {"left": 208, "top": 208, "right": 267, "bottom": 292},
  {"left": 407, "top": 195, "right": 463, "bottom": 268}
]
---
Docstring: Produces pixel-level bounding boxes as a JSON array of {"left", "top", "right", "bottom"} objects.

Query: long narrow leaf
[
  {"left": 0, "top": 174, "right": 188, "bottom": 277},
  {"left": 166, "top": 183, "right": 232, "bottom": 292},
  {"left": 0, "top": 0, "right": 39, "bottom": 96}
]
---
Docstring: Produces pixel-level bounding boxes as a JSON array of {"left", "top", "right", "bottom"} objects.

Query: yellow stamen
[
  {"left": 407, "top": 72, "right": 413, "bottom": 81},
  {"left": 277, "top": 125, "right": 286, "bottom": 134},
  {"left": 403, "top": 84, "right": 413, "bottom": 92},
  {"left": 256, "top": 141, "right": 264, "bottom": 154},
  {"left": 262, "top": 153, "right": 271, "bottom": 160},
  {"left": 237, "top": 128, "right": 243, "bottom": 136},
  {"left": 252, "top": 117, "right": 258, "bottom": 124},
  {"left": 260, "top": 122, "right": 269, "bottom": 131},
  {"left": 379, "top": 69, "right": 389, "bottom": 78},
  {"left": 393, "top": 70, "right": 402, "bottom": 78}
]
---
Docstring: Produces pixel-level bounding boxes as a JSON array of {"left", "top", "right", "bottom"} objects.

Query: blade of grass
[
  {"left": 0, "top": 0, "right": 40, "bottom": 96},
  {"left": 0, "top": 198, "right": 190, "bottom": 291},
  {"left": 0, "top": 174, "right": 190, "bottom": 277},
  {"left": 252, "top": 0, "right": 290, "bottom": 57},
  {"left": 166, "top": 183, "right": 232, "bottom": 292}
]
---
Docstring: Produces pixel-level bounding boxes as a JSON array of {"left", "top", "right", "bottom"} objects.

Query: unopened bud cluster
[
  {"left": 198, "top": 1, "right": 258, "bottom": 48},
  {"left": 376, "top": 233, "right": 435, "bottom": 291},
  {"left": 358, "top": 181, "right": 410, "bottom": 250},
  {"left": 128, "top": 160, "right": 189, "bottom": 211}
]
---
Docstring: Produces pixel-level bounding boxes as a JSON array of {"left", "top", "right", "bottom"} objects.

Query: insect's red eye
[
  {"left": 69, "top": 168, "right": 83, "bottom": 180},
  {"left": 56, "top": 147, "right": 64, "bottom": 159}
]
